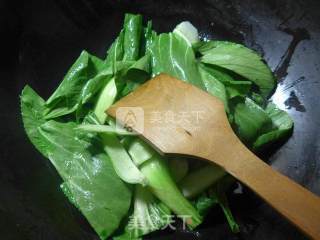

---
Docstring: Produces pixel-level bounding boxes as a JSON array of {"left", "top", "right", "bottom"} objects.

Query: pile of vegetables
[{"left": 20, "top": 14, "right": 293, "bottom": 239}]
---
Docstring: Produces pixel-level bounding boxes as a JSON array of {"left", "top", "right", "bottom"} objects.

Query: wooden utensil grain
[{"left": 107, "top": 74, "right": 320, "bottom": 239}]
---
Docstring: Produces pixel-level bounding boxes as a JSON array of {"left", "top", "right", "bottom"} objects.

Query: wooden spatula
[{"left": 107, "top": 73, "right": 320, "bottom": 239}]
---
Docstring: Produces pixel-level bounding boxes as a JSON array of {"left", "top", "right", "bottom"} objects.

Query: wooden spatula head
[{"left": 107, "top": 74, "right": 239, "bottom": 161}]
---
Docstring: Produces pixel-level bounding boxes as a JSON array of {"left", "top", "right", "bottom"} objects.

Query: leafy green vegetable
[
  {"left": 45, "top": 51, "right": 108, "bottom": 119},
  {"left": 253, "top": 103, "right": 293, "bottom": 150},
  {"left": 200, "top": 64, "right": 252, "bottom": 100},
  {"left": 123, "top": 14, "right": 143, "bottom": 61},
  {"left": 168, "top": 157, "right": 189, "bottom": 183},
  {"left": 150, "top": 33, "right": 205, "bottom": 89},
  {"left": 105, "top": 30, "right": 124, "bottom": 68},
  {"left": 199, "top": 41, "right": 276, "bottom": 97},
  {"left": 215, "top": 192, "right": 240, "bottom": 233},
  {"left": 194, "top": 193, "right": 218, "bottom": 217},
  {"left": 140, "top": 20, "right": 153, "bottom": 56},
  {"left": 193, "top": 176, "right": 240, "bottom": 233},
  {"left": 250, "top": 92, "right": 266, "bottom": 107},
  {"left": 119, "top": 55, "right": 151, "bottom": 97},
  {"left": 234, "top": 98, "right": 272, "bottom": 144},
  {"left": 224, "top": 80, "right": 252, "bottom": 99},
  {"left": 128, "top": 55, "right": 151, "bottom": 73},
  {"left": 80, "top": 68, "right": 113, "bottom": 105},
  {"left": 199, "top": 64, "right": 229, "bottom": 112},
  {"left": 21, "top": 87, "right": 131, "bottom": 239},
  {"left": 21, "top": 86, "right": 48, "bottom": 156}
]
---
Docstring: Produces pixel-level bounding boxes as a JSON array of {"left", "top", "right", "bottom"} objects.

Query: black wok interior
[{"left": 1, "top": 0, "right": 319, "bottom": 239}]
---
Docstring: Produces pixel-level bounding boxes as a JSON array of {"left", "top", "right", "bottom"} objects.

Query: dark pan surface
[{"left": 0, "top": 0, "right": 319, "bottom": 239}]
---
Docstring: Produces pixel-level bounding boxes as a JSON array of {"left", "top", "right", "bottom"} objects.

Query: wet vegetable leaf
[
  {"left": 200, "top": 41, "right": 276, "bottom": 97},
  {"left": 150, "top": 33, "right": 205, "bottom": 90},
  {"left": 21, "top": 87, "right": 131, "bottom": 239}
]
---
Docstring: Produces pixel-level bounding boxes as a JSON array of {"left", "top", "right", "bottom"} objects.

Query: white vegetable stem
[{"left": 173, "top": 21, "right": 199, "bottom": 46}]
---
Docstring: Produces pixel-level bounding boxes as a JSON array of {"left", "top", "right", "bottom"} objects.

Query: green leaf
[
  {"left": 20, "top": 86, "right": 48, "bottom": 157},
  {"left": 198, "top": 64, "right": 229, "bottom": 112},
  {"left": 193, "top": 40, "right": 217, "bottom": 54},
  {"left": 253, "top": 103, "right": 293, "bottom": 150},
  {"left": 21, "top": 87, "right": 132, "bottom": 239},
  {"left": 168, "top": 157, "right": 189, "bottom": 183},
  {"left": 128, "top": 54, "right": 151, "bottom": 73},
  {"left": 45, "top": 51, "right": 109, "bottom": 119},
  {"left": 150, "top": 32, "right": 205, "bottom": 90},
  {"left": 60, "top": 182, "right": 79, "bottom": 208},
  {"left": 225, "top": 80, "right": 252, "bottom": 99},
  {"left": 200, "top": 41, "right": 276, "bottom": 97},
  {"left": 105, "top": 30, "right": 125, "bottom": 67},
  {"left": 39, "top": 121, "right": 132, "bottom": 239},
  {"left": 250, "top": 92, "right": 266, "bottom": 107},
  {"left": 199, "top": 64, "right": 252, "bottom": 99},
  {"left": 93, "top": 56, "right": 151, "bottom": 123},
  {"left": 141, "top": 20, "right": 154, "bottom": 56},
  {"left": 105, "top": 29, "right": 124, "bottom": 74},
  {"left": 193, "top": 176, "right": 240, "bottom": 233},
  {"left": 234, "top": 98, "right": 272, "bottom": 143},
  {"left": 120, "top": 55, "right": 151, "bottom": 97},
  {"left": 193, "top": 193, "right": 218, "bottom": 217},
  {"left": 266, "top": 103, "right": 294, "bottom": 130},
  {"left": 80, "top": 69, "right": 113, "bottom": 105},
  {"left": 82, "top": 111, "right": 101, "bottom": 125},
  {"left": 200, "top": 64, "right": 235, "bottom": 83},
  {"left": 123, "top": 14, "right": 143, "bottom": 61},
  {"left": 215, "top": 189, "right": 240, "bottom": 233}
]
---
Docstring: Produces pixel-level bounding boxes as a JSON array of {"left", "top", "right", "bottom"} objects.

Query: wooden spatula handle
[{"left": 207, "top": 144, "right": 320, "bottom": 239}]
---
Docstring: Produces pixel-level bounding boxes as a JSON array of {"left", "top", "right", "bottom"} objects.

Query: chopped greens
[{"left": 21, "top": 13, "right": 293, "bottom": 239}]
